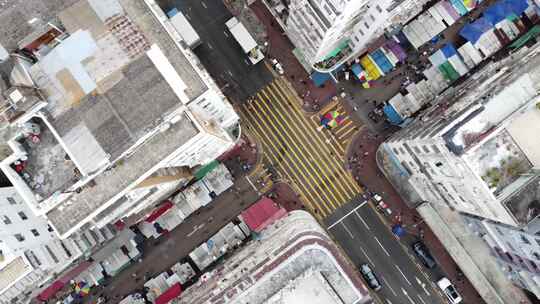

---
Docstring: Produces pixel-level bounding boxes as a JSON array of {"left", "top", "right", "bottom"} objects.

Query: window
[
  {"left": 422, "top": 146, "right": 430, "bottom": 153},
  {"left": 31, "top": 229, "right": 39, "bottom": 237},
  {"left": 6, "top": 197, "right": 16, "bottom": 205},
  {"left": 369, "top": 14, "right": 375, "bottom": 21},
  {"left": 431, "top": 145, "right": 441, "bottom": 153},
  {"left": 45, "top": 245, "right": 59, "bottom": 263},
  {"left": 495, "top": 226, "right": 504, "bottom": 235},
  {"left": 14, "top": 234, "right": 25, "bottom": 242},
  {"left": 358, "top": 29, "right": 365, "bottom": 36},
  {"left": 413, "top": 146, "right": 422, "bottom": 153},
  {"left": 60, "top": 241, "right": 72, "bottom": 258},
  {"left": 2, "top": 215, "right": 11, "bottom": 225},
  {"left": 376, "top": 5, "right": 383, "bottom": 13},
  {"left": 364, "top": 22, "right": 370, "bottom": 29},
  {"left": 521, "top": 235, "right": 531, "bottom": 244},
  {"left": 393, "top": 148, "right": 400, "bottom": 155},
  {"left": 533, "top": 252, "right": 540, "bottom": 261},
  {"left": 18, "top": 211, "right": 27, "bottom": 220},
  {"left": 354, "top": 36, "right": 360, "bottom": 43}
]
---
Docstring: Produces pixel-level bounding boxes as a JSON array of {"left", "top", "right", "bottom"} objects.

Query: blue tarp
[
  {"left": 311, "top": 71, "right": 332, "bottom": 87},
  {"left": 384, "top": 104, "right": 404, "bottom": 125},
  {"left": 167, "top": 8, "right": 179, "bottom": 18},
  {"left": 441, "top": 43, "right": 458, "bottom": 58},
  {"left": 371, "top": 49, "right": 393, "bottom": 74},
  {"left": 484, "top": 2, "right": 507, "bottom": 25},
  {"left": 351, "top": 63, "right": 363, "bottom": 78},
  {"left": 459, "top": 17, "right": 493, "bottom": 43},
  {"left": 502, "top": 0, "right": 529, "bottom": 16}
]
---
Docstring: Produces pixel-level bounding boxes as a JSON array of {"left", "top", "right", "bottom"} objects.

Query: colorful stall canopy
[
  {"left": 320, "top": 111, "right": 345, "bottom": 128},
  {"left": 155, "top": 283, "right": 183, "bottom": 304}
]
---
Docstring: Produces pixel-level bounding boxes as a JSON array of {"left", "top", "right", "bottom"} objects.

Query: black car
[
  {"left": 359, "top": 264, "right": 382, "bottom": 291},
  {"left": 412, "top": 241, "right": 437, "bottom": 269}
]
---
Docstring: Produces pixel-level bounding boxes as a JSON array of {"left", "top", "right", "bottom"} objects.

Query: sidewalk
[
  {"left": 374, "top": 141, "right": 532, "bottom": 304},
  {"left": 247, "top": 0, "right": 337, "bottom": 112},
  {"left": 345, "top": 128, "right": 486, "bottom": 303}
]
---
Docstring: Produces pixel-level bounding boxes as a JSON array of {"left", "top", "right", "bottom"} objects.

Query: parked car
[
  {"left": 359, "top": 264, "right": 382, "bottom": 291},
  {"left": 437, "top": 277, "right": 463, "bottom": 304},
  {"left": 412, "top": 241, "right": 437, "bottom": 269}
]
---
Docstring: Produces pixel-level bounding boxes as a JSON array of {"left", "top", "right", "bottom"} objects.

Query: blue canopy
[
  {"left": 383, "top": 104, "right": 404, "bottom": 125},
  {"left": 351, "top": 63, "right": 363, "bottom": 78},
  {"left": 502, "top": 0, "right": 529, "bottom": 16},
  {"left": 311, "top": 71, "right": 332, "bottom": 87},
  {"left": 441, "top": 43, "right": 458, "bottom": 58},
  {"left": 392, "top": 224, "right": 406, "bottom": 237},
  {"left": 484, "top": 2, "right": 507, "bottom": 25},
  {"left": 459, "top": 17, "right": 493, "bottom": 43}
]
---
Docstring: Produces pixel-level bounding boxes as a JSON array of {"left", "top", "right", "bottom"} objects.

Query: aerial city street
[{"left": 1, "top": 0, "right": 540, "bottom": 304}]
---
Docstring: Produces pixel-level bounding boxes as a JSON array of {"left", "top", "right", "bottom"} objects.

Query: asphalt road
[
  {"left": 326, "top": 199, "right": 447, "bottom": 304},
  {"left": 82, "top": 175, "right": 262, "bottom": 303},
  {"left": 157, "top": 0, "right": 273, "bottom": 102}
]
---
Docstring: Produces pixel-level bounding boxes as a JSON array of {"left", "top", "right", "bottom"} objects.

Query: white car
[{"left": 437, "top": 277, "right": 462, "bottom": 304}]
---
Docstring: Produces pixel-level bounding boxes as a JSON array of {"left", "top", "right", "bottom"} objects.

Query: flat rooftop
[
  {"left": 265, "top": 270, "right": 343, "bottom": 304},
  {"left": 46, "top": 112, "right": 198, "bottom": 237},
  {"left": 464, "top": 129, "right": 532, "bottom": 195},
  {"left": 503, "top": 175, "right": 540, "bottom": 225},
  {"left": 177, "top": 211, "right": 370, "bottom": 304}
]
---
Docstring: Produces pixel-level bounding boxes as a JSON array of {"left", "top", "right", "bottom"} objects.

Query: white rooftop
[{"left": 265, "top": 269, "right": 343, "bottom": 304}]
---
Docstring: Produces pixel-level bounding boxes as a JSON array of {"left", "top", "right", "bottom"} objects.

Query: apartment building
[
  {"left": 0, "top": 0, "right": 239, "bottom": 242},
  {"left": 270, "top": 0, "right": 431, "bottom": 72},
  {"left": 382, "top": 41, "right": 540, "bottom": 297}
]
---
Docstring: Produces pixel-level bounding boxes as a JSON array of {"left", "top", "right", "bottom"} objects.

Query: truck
[
  {"left": 167, "top": 8, "right": 202, "bottom": 50},
  {"left": 225, "top": 17, "right": 264, "bottom": 64}
]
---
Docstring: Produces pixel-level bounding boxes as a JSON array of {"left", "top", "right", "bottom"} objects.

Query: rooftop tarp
[
  {"left": 441, "top": 43, "right": 458, "bottom": 58},
  {"left": 37, "top": 281, "right": 65, "bottom": 301},
  {"left": 501, "top": 0, "right": 529, "bottom": 16},
  {"left": 351, "top": 63, "right": 363, "bottom": 78},
  {"left": 384, "top": 104, "right": 404, "bottom": 125},
  {"left": 145, "top": 200, "right": 174, "bottom": 223},
  {"left": 241, "top": 197, "right": 287, "bottom": 233},
  {"left": 155, "top": 283, "right": 182, "bottom": 304},
  {"left": 311, "top": 71, "right": 332, "bottom": 87},
  {"left": 510, "top": 25, "right": 540, "bottom": 49},
  {"left": 460, "top": 17, "right": 493, "bottom": 43},
  {"left": 484, "top": 2, "right": 507, "bottom": 25},
  {"left": 194, "top": 160, "right": 219, "bottom": 180}
]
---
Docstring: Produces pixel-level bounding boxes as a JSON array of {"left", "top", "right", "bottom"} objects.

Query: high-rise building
[
  {"left": 382, "top": 41, "right": 540, "bottom": 297},
  {"left": 271, "top": 0, "right": 430, "bottom": 72},
  {"left": 174, "top": 210, "right": 373, "bottom": 304},
  {"left": 0, "top": 0, "right": 240, "bottom": 241}
]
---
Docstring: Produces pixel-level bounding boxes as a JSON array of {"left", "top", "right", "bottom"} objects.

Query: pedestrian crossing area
[{"left": 237, "top": 78, "right": 363, "bottom": 218}]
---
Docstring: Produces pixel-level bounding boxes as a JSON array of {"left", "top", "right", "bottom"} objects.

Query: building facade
[
  {"left": 382, "top": 41, "right": 540, "bottom": 297},
  {"left": 0, "top": 0, "right": 240, "bottom": 301},
  {"left": 270, "top": 0, "right": 430, "bottom": 72},
  {"left": 174, "top": 210, "right": 373, "bottom": 304}
]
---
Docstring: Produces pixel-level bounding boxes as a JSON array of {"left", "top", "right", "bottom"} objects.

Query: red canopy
[
  {"left": 155, "top": 283, "right": 182, "bottom": 304},
  {"left": 145, "top": 200, "right": 174, "bottom": 223},
  {"left": 37, "top": 281, "right": 64, "bottom": 301},
  {"left": 241, "top": 197, "right": 287, "bottom": 233}
]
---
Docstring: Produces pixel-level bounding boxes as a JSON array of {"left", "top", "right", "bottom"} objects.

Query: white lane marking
[
  {"left": 381, "top": 276, "right": 397, "bottom": 296},
  {"left": 386, "top": 300, "right": 393, "bottom": 304},
  {"left": 223, "top": 30, "right": 229, "bottom": 37},
  {"left": 417, "top": 295, "right": 427, "bottom": 304},
  {"left": 395, "top": 265, "right": 412, "bottom": 285},
  {"left": 341, "top": 222, "right": 354, "bottom": 239},
  {"left": 354, "top": 211, "right": 370, "bottom": 230},
  {"left": 201, "top": 1, "right": 207, "bottom": 8},
  {"left": 226, "top": 70, "right": 234, "bottom": 77},
  {"left": 359, "top": 247, "right": 375, "bottom": 265},
  {"left": 374, "top": 236, "right": 390, "bottom": 256},
  {"left": 207, "top": 42, "right": 213, "bottom": 50},
  {"left": 187, "top": 223, "right": 205, "bottom": 237},
  {"left": 415, "top": 276, "right": 430, "bottom": 296},
  {"left": 402, "top": 288, "right": 416, "bottom": 304},
  {"left": 327, "top": 200, "right": 368, "bottom": 229}
]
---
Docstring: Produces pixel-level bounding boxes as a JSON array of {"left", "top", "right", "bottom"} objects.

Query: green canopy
[
  {"left": 194, "top": 160, "right": 219, "bottom": 180},
  {"left": 510, "top": 25, "right": 540, "bottom": 50}
]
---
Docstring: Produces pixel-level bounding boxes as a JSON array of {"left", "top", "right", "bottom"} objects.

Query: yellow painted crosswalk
[{"left": 238, "top": 78, "right": 362, "bottom": 218}]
